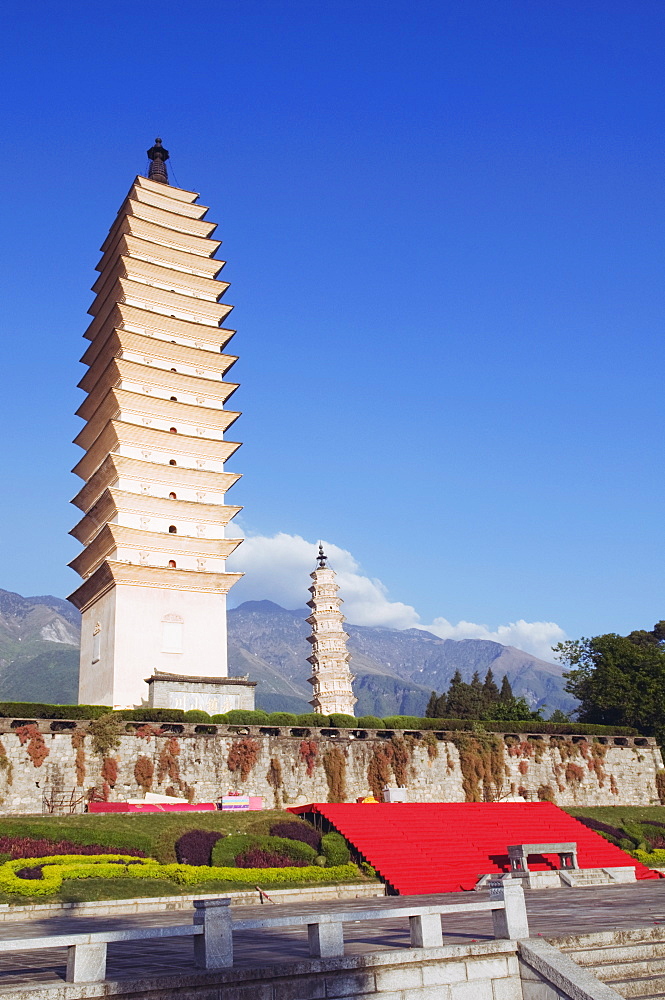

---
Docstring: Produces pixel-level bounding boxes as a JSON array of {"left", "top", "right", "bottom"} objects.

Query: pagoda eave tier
[
  {"left": 72, "top": 422, "right": 241, "bottom": 481},
  {"left": 74, "top": 390, "right": 240, "bottom": 446},
  {"left": 71, "top": 454, "right": 241, "bottom": 512},
  {"left": 68, "top": 560, "right": 243, "bottom": 613},
  {"left": 70, "top": 489, "right": 241, "bottom": 544},
  {"left": 80, "top": 329, "right": 237, "bottom": 387},
  {"left": 83, "top": 302, "right": 236, "bottom": 354},
  {"left": 96, "top": 232, "right": 224, "bottom": 281},
  {"left": 92, "top": 255, "right": 229, "bottom": 302},
  {"left": 100, "top": 211, "right": 221, "bottom": 261},
  {"left": 78, "top": 357, "right": 239, "bottom": 405},
  {"left": 69, "top": 524, "right": 241, "bottom": 579}
]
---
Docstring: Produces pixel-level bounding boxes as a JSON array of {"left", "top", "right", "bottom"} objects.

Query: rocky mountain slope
[
  {"left": 0, "top": 589, "right": 576, "bottom": 716},
  {"left": 0, "top": 589, "right": 80, "bottom": 703},
  {"left": 226, "top": 600, "right": 576, "bottom": 716}
]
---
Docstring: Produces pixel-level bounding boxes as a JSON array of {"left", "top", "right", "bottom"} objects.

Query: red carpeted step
[{"left": 289, "top": 801, "right": 661, "bottom": 894}]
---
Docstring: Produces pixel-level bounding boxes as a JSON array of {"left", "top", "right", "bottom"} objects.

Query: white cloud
[
  {"left": 227, "top": 530, "right": 566, "bottom": 659},
  {"left": 419, "top": 618, "right": 566, "bottom": 662},
  {"left": 227, "top": 530, "right": 420, "bottom": 629}
]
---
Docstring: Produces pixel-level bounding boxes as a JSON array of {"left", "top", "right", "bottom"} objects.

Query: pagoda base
[{"left": 146, "top": 672, "right": 256, "bottom": 715}]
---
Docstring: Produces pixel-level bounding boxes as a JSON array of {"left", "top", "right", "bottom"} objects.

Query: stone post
[
  {"left": 193, "top": 897, "right": 233, "bottom": 969},
  {"left": 409, "top": 913, "right": 444, "bottom": 948},
  {"left": 490, "top": 880, "right": 529, "bottom": 940},
  {"left": 308, "top": 920, "right": 345, "bottom": 957},
  {"left": 66, "top": 942, "right": 108, "bottom": 983}
]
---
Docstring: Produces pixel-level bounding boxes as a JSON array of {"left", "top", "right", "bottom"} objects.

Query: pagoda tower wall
[
  {"left": 305, "top": 547, "right": 357, "bottom": 716},
  {"left": 68, "top": 165, "right": 251, "bottom": 711}
]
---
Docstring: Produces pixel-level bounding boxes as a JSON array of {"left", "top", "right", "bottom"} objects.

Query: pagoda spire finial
[
  {"left": 147, "top": 137, "right": 169, "bottom": 184},
  {"left": 317, "top": 542, "right": 327, "bottom": 569}
]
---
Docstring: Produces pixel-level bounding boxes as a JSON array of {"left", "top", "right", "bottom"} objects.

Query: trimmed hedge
[
  {"left": 0, "top": 854, "right": 360, "bottom": 897},
  {"left": 174, "top": 830, "right": 223, "bottom": 866},
  {"left": 321, "top": 832, "right": 351, "bottom": 866},
  {"left": 211, "top": 835, "right": 317, "bottom": 867},
  {"left": 269, "top": 821, "right": 321, "bottom": 851},
  {"left": 0, "top": 703, "right": 110, "bottom": 720},
  {"left": 0, "top": 702, "right": 640, "bottom": 736}
]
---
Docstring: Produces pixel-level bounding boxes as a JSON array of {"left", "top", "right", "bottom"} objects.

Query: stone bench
[{"left": 507, "top": 841, "right": 578, "bottom": 875}]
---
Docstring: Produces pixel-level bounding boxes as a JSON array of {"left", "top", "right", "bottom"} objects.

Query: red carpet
[{"left": 290, "top": 802, "right": 660, "bottom": 894}]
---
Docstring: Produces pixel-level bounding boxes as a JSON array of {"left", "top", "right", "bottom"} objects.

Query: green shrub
[
  {"left": 183, "top": 710, "right": 211, "bottom": 722},
  {"left": 356, "top": 716, "right": 384, "bottom": 729},
  {"left": 0, "top": 703, "right": 110, "bottom": 720},
  {"left": 328, "top": 714, "right": 357, "bottom": 729},
  {"left": 265, "top": 713, "right": 298, "bottom": 726},
  {"left": 321, "top": 832, "right": 350, "bottom": 866},
  {"left": 635, "top": 849, "right": 665, "bottom": 867},
  {"left": 0, "top": 853, "right": 360, "bottom": 896},
  {"left": 296, "top": 714, "right": 328, "bottom": 727},
  {"left": 211, "top": 835, "right": 250, "bottom": 867},
  {"left": 210, "top": 834, "right": 317, "bottom": 867},
  {"left": 116, "top": 709, "right": 185, "bottom": 722},
  {"left": 212, "top": 710, "right": 269, "bottom": 725}
]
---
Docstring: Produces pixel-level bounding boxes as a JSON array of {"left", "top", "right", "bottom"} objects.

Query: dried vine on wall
[
  {"left": 101, "top": 757, "right": 118, "bottom": 788},
  {"left": 323, "top": 746, "right": 347, "bottom": 802},
  {"left": 227, "top": 737, "right": 259, "bottom": 782},
  {"left": 450, "top": 732, "right": 505, "bottom": 802},
  {"left": 266, "top": 757, "right": 283, "bottom": 808},
  {"left": 16, "top": 725, "right": 49, "bottom": 768},
  {"left": 0, "top": 740, "right": 13, "bottom": 787},
  {"left": 134, "top": 755, "right": 154, "bottom": 792},
  {"left": 158, "top": 738, "right": 182, "bottom": 786},
  {"left": 299, "top": 739, "right": 319, "bottom": 776},
  {"left": 366, "top": 737, "right": 414, "bottom": 799},
  {"left": 88, "top": 714, "right": 122, "bottom": 758},
  {"left": 71, "top": 731, "right": 85, "bottom": 786}
]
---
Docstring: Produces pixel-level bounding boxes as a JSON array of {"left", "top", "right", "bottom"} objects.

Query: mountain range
[{"left": 0, "top": 589, "right": 576, "bottom": 716}]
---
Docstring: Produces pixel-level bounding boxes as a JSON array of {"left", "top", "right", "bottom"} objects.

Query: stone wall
[
  {"left": 0, "top": 940, "right": 620, "bottom": 1000},
  {"left": 0, "top": 719, "right": 660, "bottom": 815}
]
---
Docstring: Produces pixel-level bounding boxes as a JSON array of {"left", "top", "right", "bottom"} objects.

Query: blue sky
[{"left": 1, "top": 0, "right": 664, "bottom": 657}]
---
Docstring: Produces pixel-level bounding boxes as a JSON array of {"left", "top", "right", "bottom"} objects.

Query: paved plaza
[{"left": 0, "top": 882, "right": 663, "bottom": 989}]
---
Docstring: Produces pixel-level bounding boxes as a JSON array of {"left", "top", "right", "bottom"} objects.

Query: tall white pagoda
[
  {"left": 305, "top": 545, "right": 357, "bottom": 716},
  {"left": 68, "top": 139, "right": 254, "bottom": 712}
]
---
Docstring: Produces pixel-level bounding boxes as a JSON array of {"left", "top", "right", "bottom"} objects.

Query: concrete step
[
  {"left": 605, "top": 973, "right": 665, "bottom": 997},
  {"left": 590, "top": 957, "right": 665, "bottom": 979},
  {"left": 569, "top": 943, "right": 665, "bottom": 965}
]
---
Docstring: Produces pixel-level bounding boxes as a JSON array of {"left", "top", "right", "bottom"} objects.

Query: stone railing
[
  {"left": 0, "top": 716, "right": 653, "bottom": 748},
  {"left": 0, "top": 883, "right": 529, "bottom": 984}
]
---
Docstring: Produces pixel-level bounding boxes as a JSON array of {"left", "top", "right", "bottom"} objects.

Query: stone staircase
[
  {"left": 558, "top": 868, "right": 618, "bottom": 887},
  {"left": 554, "top": 927, "right": 665, "bottom": 998}
]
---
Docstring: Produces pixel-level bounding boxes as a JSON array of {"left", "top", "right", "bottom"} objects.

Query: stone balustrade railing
[
  {"left": 0, "top": 717, "right": 652, "bottom": 747},
  {"left": 0, "top": 883, "right": 530, "bottom": 984}
]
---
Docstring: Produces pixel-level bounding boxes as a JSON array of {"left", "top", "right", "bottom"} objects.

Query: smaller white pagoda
[{"left": 306, "top": 544, "right": 357, "bottom": 716}]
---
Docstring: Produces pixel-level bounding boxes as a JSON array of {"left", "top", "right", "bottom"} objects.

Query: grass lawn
[
  {"left": 0, "top": 810, "right": 292, "bottom": 863},
  {"left": 564, "top": 806, "right": 665, "bottom": 825},
  {"left": 0, "top": 812, "right": 376, "bottom": 904}
]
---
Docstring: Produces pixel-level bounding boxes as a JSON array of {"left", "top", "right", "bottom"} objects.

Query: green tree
[
  {"left": 555, "top": 621, "right": 665, "bottom": 738},
  {"left": 425, "top": 692, "right": 438, "bottom": 718},
  {"left": 483, "top": 669, "right": 500, "bottom": 705},
  {"left": 499, "top": 675, "right": 513, "bottom": 702},
  {"left": 548, "top": 709, "right": 570, "bottom": 723}
]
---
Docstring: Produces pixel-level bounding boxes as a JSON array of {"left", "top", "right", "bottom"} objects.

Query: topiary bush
[
  {"left": 0, "top": 836, "right": 146, "bottom": 860},
  {"left": 210, "top": 833, "right": 317, "bottom": 867},
  {"left": 212, "top": 710, "right": 269, "bottom": 725},
  {"left": 265, "top": 713, "right": 298, "bottom": 726},
  {"left": 116, "top": 709, "right": 185, "bottom": 722},
  {"left": 356, "top": 716, "right": 384, "bottom": 729},
  {"left": 211, "top": 835, "right": 250, "bottom": 867},
  {"left": 183, "top": 710, "right": 211, "bottom": 722},
  {"left": 328, "top": 714, "right": 357, "bottom": 729},
  {"left": 174, "top": 830, "right": 223, "bottom": 866},
  {"left": 269, "top": 821, "right": 321, "bottom": 851},
  {"left": 321, "top": 832, "right": 350, "bottom": 866},
  {"left": 296, "top": 714, "right": 328, "bottom": 726}
]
